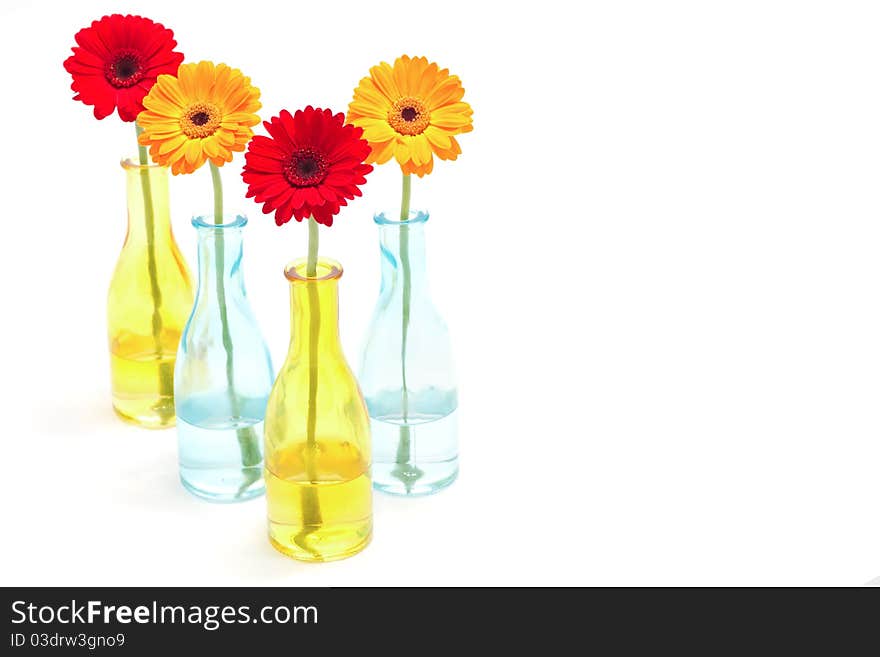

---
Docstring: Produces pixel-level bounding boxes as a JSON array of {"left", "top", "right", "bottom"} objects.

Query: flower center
[
  {"left": 180, "top": 102, "right": 221, "bottom": 139},
  {"left": 388, "top": 96, "right": 430, "bottom": 136},
  {"left": 104, "top": 49, "right": 144, "bottom": 88},
  {"left": 284, "top": 148, "right": 328, "bottom": 187}
]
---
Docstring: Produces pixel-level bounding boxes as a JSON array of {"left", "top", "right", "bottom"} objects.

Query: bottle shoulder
[
  {"left": 175, "top": 323, "right": 274, "bottom": 395},
  {"left": 182, "top": 301, "right": 268, "bottom": 347},
  {"left": 108, "top": 242, "right": 193, "bottom": 297},
  {"left": 370, "top": 294, "right": 451, "bottom": 330},
  {"left": 266, "top": 355, "right": 368, "bottom": 426}
]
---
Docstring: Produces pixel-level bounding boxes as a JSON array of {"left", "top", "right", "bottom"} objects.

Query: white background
[{"left": 1, "top": 0, "right": 878, "bottom": 586}]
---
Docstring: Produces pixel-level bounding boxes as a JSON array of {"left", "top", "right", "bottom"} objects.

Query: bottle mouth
[
  {"left": 374, "top": 210, "right": 429, "bottom": 226},
  {"left": 192, "top": 213, "right": 248, "bottom": 230},
  {"left": 120, "top": 156, "right": 163, "bottom": 170},
  {"left": 285, "top": 257, "right": 343, "bottom": 282}
]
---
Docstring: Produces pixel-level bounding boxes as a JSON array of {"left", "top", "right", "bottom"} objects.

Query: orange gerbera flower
[
  {"left": 137, "top": 61, "right": 261, "bottom": 175},
  {"left": 347, "top": 56, "right": 473, "bottom": 177}
]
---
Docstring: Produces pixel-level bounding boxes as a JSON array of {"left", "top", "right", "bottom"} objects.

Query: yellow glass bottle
[
  {"left": 108, "top": 158, "right": 193, "bottom": 428},
  {"left": 265, "top": 258, "right": 372, "bottom": 562}
]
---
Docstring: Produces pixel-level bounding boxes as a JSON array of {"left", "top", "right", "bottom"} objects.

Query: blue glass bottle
[
  {"left": 175, "top": 213, "right": 274, "bottom": 502},
  {"left": 359, "top": 210, "right": 458, "bottom": 496}
]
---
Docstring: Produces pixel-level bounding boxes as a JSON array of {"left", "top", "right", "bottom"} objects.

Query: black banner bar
[{"left": 1, "top": 587, "right": 876, "bottom": 652}]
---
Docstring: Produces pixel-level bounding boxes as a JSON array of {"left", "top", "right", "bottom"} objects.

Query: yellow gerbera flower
[
  {"left": 347, "top": 55, "right": 473, "bottom": 177},
  {"left": 137, "top": 61, "right": 261, "bottom": 175}
]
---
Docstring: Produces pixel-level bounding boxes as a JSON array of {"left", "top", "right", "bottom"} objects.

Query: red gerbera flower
[
  {"left": 243, "top": 107, "right": 373, "bottom": 227},
  {"left": 63, "top": 14, "right": 184, "bottom": 122}
]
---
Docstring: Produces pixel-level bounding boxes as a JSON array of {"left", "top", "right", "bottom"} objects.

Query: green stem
[
  {"left": 305, "top": 216, "right": 320, "bottom": 455},
  {"left": 399, "top": 173, "right": 412, "bottom": 222},
  {"left": 210, "top": 162, "right": 223, "bottom": 223},
  {"left": 136, "top": 125, "right": 174, "bottom": 420},
  {"left": 307, "top": 215, "right": 319, "bottom": 277},
  {"left": 209, "top": 162, "right": 261, "bottom": 495},
  {"left": 295, "top": 216, "right": 323, "bottom": 557},
  {"left": 400, "top": 177, "right": 412, "bottom": 423},
  {"left": 392, "top": 173, "right": 422, "bottom": 492}
]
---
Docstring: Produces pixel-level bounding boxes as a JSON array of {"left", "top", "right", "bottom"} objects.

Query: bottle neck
[
  {"left": 378, "top": 221, "right": 430, "bottom": 295},
  {"left": 194, "top": 226, "right": 246, "bottom": 302},
  {"left": 123, "top": 162, "right": 173, "bottom": 245},
  {"left": 287, "top": 260, "right": 344, "bottom": 356}
]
